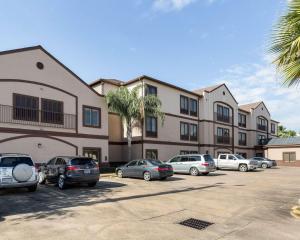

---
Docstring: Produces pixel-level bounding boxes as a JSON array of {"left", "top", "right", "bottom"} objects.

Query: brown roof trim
[
  {"left": 0, "top": 45, "right": 105, "bottom": 98},
  {"left": 271, "top": 119, "right": 280, "bottom": 123}
]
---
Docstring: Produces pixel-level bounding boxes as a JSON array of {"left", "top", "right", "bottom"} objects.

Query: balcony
[
  {"left": 257, "top": 138, "right": 269, "bottom": 145},
  {"left": 215, "top": 113, "right": 232, "bottom": 124},
  {"left": 215, "top": 135, "right": 232, "bottom": 145},
  {"left": 257, "top": 124, "right": 267, "bottom": 131},
  {"left": 238, "top": 140, "right": 247, "bottom": 146},
  {"left": 238, "top": 122, "right": 246, "bottom": 128},
  {"left": 0, "top": 104, "right": 76, "bottom": 130}
]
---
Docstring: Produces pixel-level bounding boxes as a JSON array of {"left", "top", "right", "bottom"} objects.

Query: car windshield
[
  {"left": 203, "top": 154, "right": 214, "bottom": 162},
  {"left": 0, "top": 157, "right": 33, "bottom": 167},
  {"left": 234, "top": 154, "right": 245, "bottom": 159},
  {"left": 147, "top": 159, "right": 163, "bottom": 166},
  {"left": 71, "top": 158, "right": 95, "bottom": 165}
]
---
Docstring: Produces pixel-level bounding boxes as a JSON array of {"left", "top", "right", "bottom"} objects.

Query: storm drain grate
[{"left": 179, "top": 218, "right": 214, "bottom": 230}]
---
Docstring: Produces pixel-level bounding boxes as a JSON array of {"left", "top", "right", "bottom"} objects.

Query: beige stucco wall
[{"left": 265, "top": 147, "right": 300, "bottom": 161}]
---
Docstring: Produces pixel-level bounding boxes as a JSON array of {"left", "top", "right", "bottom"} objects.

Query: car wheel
[
  {"left": 190, "top": 167, "right": 199, "bottom": 176},
  {"left": 58, "top": 175, "right": 66, "bottom": 190},
  {"left": 27, "top": 184, "right": 37, "bottom": 192},
  {"left": 239, "top": 164, "right": 248, "bottom": 172},
  {"left": 88, "top": 182, "right": 97, "bottom": 187},
  {"left": 262, "top": 163, "right": 268, "bottom": 169},
  {"left": 143, "top": 171, "right": 151, "bottom": 181},
  {"left": 117, "top": 170, "right": 123, "bottom": 178},
  {"left": 38, "top": 172, "right": 46, "bottom": 184},
  {"left": 202, "top": 172, "right": 209, "bottom": 176}
]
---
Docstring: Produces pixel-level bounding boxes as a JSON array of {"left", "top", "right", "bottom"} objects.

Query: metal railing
[
  {"left": 238, "top": 122, "right": 246, "bottom": 128},
  {"left": 257, "top": 138, "right": 269, "bottom": 145},
  {"left": 215, "top": 113, "right": 232, "bottom": 124},
  {"left": 238, "top": 140, "right": 247, "bottom": 146},
  {"left": 0, "top": 104, "right": 76, "bottom": 130},
  {"left": 215, "top": 135, "right": 232, "bottom": 145},
  {"left": 257, "top": 124, "right": 267, "bottom": 131}
]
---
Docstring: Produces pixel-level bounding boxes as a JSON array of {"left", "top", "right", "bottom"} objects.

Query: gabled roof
[
  {"left": 239, "top": 101, "right": 270, "bottom": 115},
  {"left": 193, "top": 83, "right": 238, "bottom": 104},
  {"left": 90, "top": 78, "right": 124, "bottom": 87},
  {"left": 0, "top": 45, "right": 104, "bottom": 98},
  {"left": 267, "top": 137, "right": 300, "bottom": 146}
]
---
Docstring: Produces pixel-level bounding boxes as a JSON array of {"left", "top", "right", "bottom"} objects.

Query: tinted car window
[
  {"left": 148, "top": 159, "right": 163, "bottom": 166},
  {"left": 0, "top": 157, "right": 33, "bottom": 167},
  {"left": 71, "top": 158, "right": 95, "bottom": 165},
  {"left": 234, "top": 154, "right": 245, "bottom": 159},
  {"left": 203, "top": 154, "right": 214, "bottom": 162},
  {"left": 127, "top": 160, "right": 138, "bottom": 167},
  {"left": 220, "top": 155, "right": 226, "bottom": 160},
  {"left": 170, "top": 157, "right": 180, "bottom": 163},
  {"left": 228, "top": 155, "right": 235, "bottom": 160},
  {"left": 189, "top": 156, "right": 201, "bottom": 161},
  {"left": 180, "top": 157, "right": 189, "bottom": 162},
  {"left": 56, "top": 158, "right": 66, "bottom": 165},
  {"left": 138, "top": 160, "right": 147, "bottom": 166}
]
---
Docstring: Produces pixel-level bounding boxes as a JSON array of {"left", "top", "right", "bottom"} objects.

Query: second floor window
[
  {"left": 41, "top": 99, "right": 63, "bottom": 125},
  {"left": 258, "top": 135, "right": 267, "bottom": 145},
  {"left": 190, "top": 99, "right": 198, "bottom": 117},
  {"left": 238, "top": 113, "right": 246, "bottom": 128},
  {"left": 180, "top": 95, "right": 189, "bottom": 114},
  {"left": 13, "top": 93, "right": 39, "bottom": 122},
  {"left": 83, "top": 106, "right": 101, "bottom": 128},
  {"left": 238, "top": 132, "right": 247, "bottom": 145},
  {"left": 145, "top": 84, "right": 157, "bottom": 96},
  {"left": 216, "top": 127, "right": 230, "bottom": 144},
  {"left": 190, "top": 124, "right": 198, "bottom": 141},
  {"left": 257, "top": 117, "right": 267, "bottom": 131},
  {"left": 146, "top": 116, "right": 157, "bottom": 137},
  {"left": 271, "top": 123, "right": 276, "bottom": 134},
  {"left": 180, "top": 122, "right": 189, "bottom": 140},
  {"left": 217, "top": 105, "right": 230, "bottom": 123}
]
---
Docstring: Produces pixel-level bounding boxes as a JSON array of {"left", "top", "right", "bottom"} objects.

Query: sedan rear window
[
  {"left": 203, "top": 154, "right": 214, "bottom": 162},
  {"left": 0, "top": 157, "right": 33, "bottom": 167},
  {"left": 71, "top": 158, "right": 95, "bottom": 165},
  {"left": 148, "top": 159, "right": 163, "bottom": 166}
]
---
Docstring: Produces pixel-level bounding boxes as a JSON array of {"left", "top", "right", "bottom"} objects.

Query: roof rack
[{"left": 0, "top": 153, "right": 30, "bottom": 157}]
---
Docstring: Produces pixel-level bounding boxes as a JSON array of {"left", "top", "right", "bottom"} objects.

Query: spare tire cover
[{"left": 13, "top": 164, "right": 33, "bottom": 182}]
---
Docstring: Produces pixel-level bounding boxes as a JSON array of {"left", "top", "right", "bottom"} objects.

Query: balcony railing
[
  {"left": 238, "top": 122, "right": 246, "bottom": 128},
  {"left": 257, "top": 138, "right": 269, "bottom": 145},
  {"left": 215, "top": 135, "right": 232, "bottom": 145},
  {"left": 238, "top": 140, "right": 247, "bottom": 146},
  {"left": 215, "top": 113, "right": 232, "bottom": 124},
  {"left": 257, "top": 124, "right": 267, "bottom": 131},
  {"left": 0, "top": 104, "right": 76, "bottom": 130}
]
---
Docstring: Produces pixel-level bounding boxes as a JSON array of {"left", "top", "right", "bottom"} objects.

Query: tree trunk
[{"left": 127, "top": 123, "right": 132, "bottom": 162}]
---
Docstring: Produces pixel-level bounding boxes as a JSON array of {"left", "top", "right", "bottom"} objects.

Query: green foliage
[
  {"left": 278, "top": 125, "right": 297, "bottom": 137},
  {"left": 270, "top": 0, "right": 300, "bottom": 87}
]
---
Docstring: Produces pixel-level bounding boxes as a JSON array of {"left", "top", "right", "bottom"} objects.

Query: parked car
[
  {"left": 38, "top": 156, "right": 100, "bottom": 190},
  {"left": 116, "top": 159, "right": 173, "bottom": 181},
  {"left": 167, "top": 154, "right": 216, "bottom": 176},
  {"left": 0, "top": 153, "right": 38, "bottom": 192},
  {"left": 214, "top": 154, "right": 258, "bottom": 172},
  {"left": 250, "top": 157, "right": 277, "bottom": 168}
]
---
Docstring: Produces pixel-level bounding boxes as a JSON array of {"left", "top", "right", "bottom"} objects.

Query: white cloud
[
  {"left": 153, "top": 0, "right": 196, "bottom": 11},
  {"left": 215, "top": 59, "right": 300, "bottom": 131}
]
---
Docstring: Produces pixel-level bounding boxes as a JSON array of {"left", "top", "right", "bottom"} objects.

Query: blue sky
[{"left": 0, "top": 0, "right": 298, "bottom": 131}]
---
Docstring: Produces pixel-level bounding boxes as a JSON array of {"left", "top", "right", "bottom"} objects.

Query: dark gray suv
[{"left": 39, "top": 156, "right": 100, "bottom": 190}]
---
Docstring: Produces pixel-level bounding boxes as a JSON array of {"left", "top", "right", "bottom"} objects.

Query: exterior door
[
  {"left": 83, "top": 148, "right": 101, "bottom": 166},
  {"left": 227, "top": 155, "right": 239, "bottom": 169}
]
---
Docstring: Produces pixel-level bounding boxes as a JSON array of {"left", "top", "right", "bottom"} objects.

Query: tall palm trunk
[{"left": 127, "top": 122, "right": 132, "bottom": 162}]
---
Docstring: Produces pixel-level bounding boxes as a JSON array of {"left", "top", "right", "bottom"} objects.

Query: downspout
[{"left": 141, "top": 77, "right": 144, "bottom": 159}]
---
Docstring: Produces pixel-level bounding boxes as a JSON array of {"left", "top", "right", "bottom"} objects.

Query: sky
[{"left": 0, "top": 0, "right": 298, "bottom": 131}]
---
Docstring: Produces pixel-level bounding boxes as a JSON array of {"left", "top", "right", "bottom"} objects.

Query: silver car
[
  {"left": 167, "top": 154, "right": 216, "bottom": 176},
  {"left": 250, "top": 157, "right": 277, "bottom": 168}
]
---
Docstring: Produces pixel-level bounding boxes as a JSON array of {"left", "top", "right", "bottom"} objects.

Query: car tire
[
  {"left": 27, "top": 184, "right": 37, "bottom": 192},
  {"left": 262, "top": 163, "right": 268, "bottom": 169},
  {"left": 190, "top": 167, "right": 199, "bottom": 176},
  {"left": 38, "top": 172, "right": 46, "bottom": 185},
  {"left": 117, "top": 170, "right": 123, "bottom": 178},
  {"left": 58, "top": 175, "right": 66, "bottom": 190},
  {"left": 88, "top": 182, "right": 97, "bottom": 187},
  {"left": 202, "top": 172, "right": 209, "bottom": 176},
  {"left": 239, "top": 164, "right": 248, "bottom": 172},
  {"left": 143, "top": 171, "right": 151, "bottom": 181}
]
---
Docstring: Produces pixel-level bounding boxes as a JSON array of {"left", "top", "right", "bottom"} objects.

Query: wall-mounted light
[{"left": 37, "top": 143, "right": 42, "bottom": 149}]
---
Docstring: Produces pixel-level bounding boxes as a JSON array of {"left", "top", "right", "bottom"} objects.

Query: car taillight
[
  {"left": 202, "top": 162, "right": 209, "bottom": 166},
  {"left": 66, "top": 166, "right": 79, "bottom": 171},
  {"left": 157, "top": 167, "right": 169, "bottom": 171}
]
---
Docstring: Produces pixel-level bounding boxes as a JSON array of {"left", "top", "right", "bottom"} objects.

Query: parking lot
[{"left": 0, "top": 167, "right": 300, "bottom": 240}]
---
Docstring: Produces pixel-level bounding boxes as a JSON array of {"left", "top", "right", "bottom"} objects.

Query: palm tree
[
  {"left": 270, "top": 0, "right": 300, "bottom": 87},
  {"left": 106, "top": 84, "right": 164, "bottom": 161}
]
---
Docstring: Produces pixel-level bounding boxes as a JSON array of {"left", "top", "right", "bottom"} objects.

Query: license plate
[
  {"left": 2, "top": 178, "right": 13, "bottom": 183},
  {"left": 84, "top": 169, "right": 91, "bottom": 174}
]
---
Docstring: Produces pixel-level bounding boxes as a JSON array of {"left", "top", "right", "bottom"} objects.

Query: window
[
  {"left": 180, "top": 95, "right": 189, "bottom": 114},
  {"left": 41, "top": 98, "right": 64, "bottom": 125},
  {"left": 180, "top": 122, "right": 189, "bottom": 140},
  {"left": 216, "top": 105, "right": 230, "bottom": 123},
  {"left": 83, "top": 148, "right": 101, "bottom": 164},
  {"left": 145, "top": 149, "right": 158, "bottom": 159},
  {"left": 71, "top": 158, "right": 95, "bottom": 165},
  {"left": 127, "top": 160, "right": 138, "bottom": 167},
  {"left": 0, "top": 157, "right": 33, "bottom": 167},
  {"left": 189, "top": 156, "right": 202, "bottom": 161},
  {"left": 283, "top": 152, "right": 296, "bottom": 162},
  {"left": 238, "top": 132, "right": 247, "bottom": 146},
  {"left": 219, "top": 154, "right": 227, "bottom": 160},
  {"left": 238, "top": 113, "right": 246, "bottom": 128},
  {"left": 146, "top": 116, "right": 157, "bottom": 137},
  {"left": 257, "top": 135, "right": 267, "bottom": 145},
  {"left": 170, "top": 156, "right": 181, "bottom": 163},
  {"left": 216, "top": 127, "right": 230, "bottom": 144},
  {"left": 271, "top": 123, "right": 276, "bottom": 134},
  {"left": 180, "top": 156, "right": 189, "bottom": 162},
  {"left": 190, "top": 124, "right": 198, "bottom": 141},
  {"left": 145, "top": 84, "right": 157, "bottom": 96},
  {"left": 55, "top": 158, "right": 66, "bottom": 165},
  {"left": 83, "top": 106, "right": 101, "bottom": 128},
  {"left": 180, "top": 150, "right": 198, "bottom": 155},
  {"left": 13, "top": 93, "right": 39, "bottom": 122},
  {"left": 257, "top": 117, "right": 267, "bottom": 131},
  {"left": 138, "top": 160, "right": 148, "bottom": 166},
  {"left": 190, "top": 99, "right": 198, "bottom": 117}
]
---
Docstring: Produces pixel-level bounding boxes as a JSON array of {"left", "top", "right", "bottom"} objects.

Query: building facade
[
  {"left": 0, "top": 46, "right": 109, "bottom": 164},
  {"left": 91, "top": 75, "right": 279, "bottom": 162}
]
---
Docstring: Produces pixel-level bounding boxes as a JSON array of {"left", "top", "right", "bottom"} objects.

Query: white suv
[{"left": 0, "top": 153, "right": 38, "bottom": 192}]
